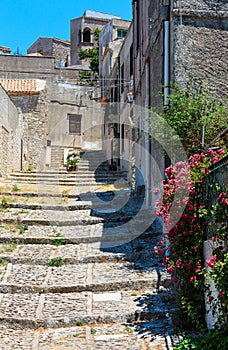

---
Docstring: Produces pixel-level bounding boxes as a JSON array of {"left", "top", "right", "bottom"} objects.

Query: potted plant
[{"left": 66, "top": 152, "right": 80, "bottom": 171}]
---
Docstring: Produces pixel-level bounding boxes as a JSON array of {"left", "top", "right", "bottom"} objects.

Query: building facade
[
  {"left": 27, "top": 37, "right": 71, "bottom": 67},
  {"left": 131, "top": 0, "right": 228, "bottom": 205},
  {"left": 99, "top": 18, "right": 131, "bottom": 97},
  {"left": 70, "top": 10, "right": 121, "bottom": 67}
]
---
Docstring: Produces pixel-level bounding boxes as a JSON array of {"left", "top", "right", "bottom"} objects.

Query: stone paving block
[
  {"left": 6, "top": 264, "right": 48, "bottom": 285},
  {"left": 0, "top": 293, "right": 40, "bottom": 318},
  {"left": 0, "top": 328, "right": 34, "bottom": 349},
  {"left": 38, "top": 327, "right": 87, "bottom": 350},
  {"left": 48, "top": 265, "right": 88, "bottom": 286},
  {"left": 3, "top": 244, "right": 79, "bottom": 262},
  {"left": 41, "top": 293, "right": 88, "bottom": 320},
  {"left": 0, "top": 263, "right": 7, "bottom": 283}
]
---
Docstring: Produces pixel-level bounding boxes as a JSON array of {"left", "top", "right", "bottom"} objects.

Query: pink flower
[
  {"left": 167, "top": 264, "right": 175, "bottom": 273},
  {"left": 153, "top": 188, "right": 160, "bottom": 195},
  {"left": 221, "top": 198, "right": 227, "bottom": 206},
  {"left": 176, "top": 259, "right": 182, "bottom": 268},
  {"left": 217, "top": 149, "right": 225, "bottom": 155},
  {"left": 208, "top": 296, "right": 214, "bottom": 303},
  {"left": 190, "top": 276, "right": 197, "bottom": 283},
  {"left": 206, "top": 256, "right": 217, "bottom": 268},
  {"left": 212, "top": 236, "right": 218, "bottom": 242},
  {"left": 165, "top": 166, "right": 173, "bottom": 178}
]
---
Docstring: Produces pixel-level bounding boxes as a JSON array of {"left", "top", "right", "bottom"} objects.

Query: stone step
[
  {"left": 0, "top": 191, "right": 79, "bottom": 199},
  {"left": 0, "top": 210, "right": 136, "bottom": 226},
  {"left": 6, "top": 179, "right": 120, "bottom": 186},
  {"left": 0, "top": 289, "right": 174, "bottom": 329},
  {"left": 0, "top": 322, "right": 176, "bottom": 349},
  {"left": 9, "top": 172, "right": 126, "bottom": 178},
  {"left": 0, "top": 223, "right": 159, "bottom": 245},
  {"left": 0, "top": 260, "right": 169, "bottom": 294},
  {"left": 0, "top": 232, "right": 160, "bottom": 264},
  {"left": 7, "top": 202, "right": 92, "bottom": 211}
]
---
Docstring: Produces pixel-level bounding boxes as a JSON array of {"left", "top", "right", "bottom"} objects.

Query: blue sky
[{"left": 0, "top": 0, "right": 132, "bottom": 55}]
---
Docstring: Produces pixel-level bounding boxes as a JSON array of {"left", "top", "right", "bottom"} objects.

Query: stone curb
[
  {"left": 0, "top": 309, "right": 174, "bottom": 330},
  {"left": 0, "top": 278, "right": 171, "bottom": 294}
]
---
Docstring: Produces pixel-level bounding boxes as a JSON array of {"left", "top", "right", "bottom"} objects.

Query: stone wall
[
  {"left": 173, "top": 0, "right": 227, "bottom": 11},
  {"left": 11, "top": 95, "right": 40, "bottom": 113},
  {"left": 21, "top": 88, "right": 49, "bottom": 171},
  {"left": 0, "top": 55, "right": 56, "bottom": 80},
  {"left": 171, "top": 0, "right": 228, "bottom": 98},
  {"left": 0, "top": 86, "right": 22, "bottom": 178},
  {"left": 0, "top": 54, "right": 93, "bottom": 85}
]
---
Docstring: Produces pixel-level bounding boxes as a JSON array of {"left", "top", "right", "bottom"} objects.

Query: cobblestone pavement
[{"left": 0, "top": 180, "right": 179, "bottom": 349}]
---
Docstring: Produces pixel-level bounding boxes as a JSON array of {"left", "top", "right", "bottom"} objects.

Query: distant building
[
  {"left": 27, "top": 37, "right": 71, "bottom": 67},
  {"left": 70, "top": 10, "right": 121, "bottom": 67},
  {"left": 0, "top": 46, "right": 11, "bottom": 55},
  {"left": 99, "top": 18, "right": 131, "bottom": 97}
]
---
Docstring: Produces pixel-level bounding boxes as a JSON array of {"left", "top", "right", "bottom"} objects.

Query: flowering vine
[{"left": 154, "top": 148, "right": 227, "bottom": 330}]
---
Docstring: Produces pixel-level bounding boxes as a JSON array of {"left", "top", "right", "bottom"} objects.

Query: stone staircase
[
  {"left": 0, "top": 175, "right": 177, "bottom": 348},
  {"left": 50, "top": 146, "right": 64, "bottom": 169},
  {"left": 7, "top": 150, "right": 128, "bottom": 187}
]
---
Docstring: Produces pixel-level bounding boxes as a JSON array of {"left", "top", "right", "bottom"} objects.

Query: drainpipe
[
  {"left": 162, "top": 4, "right": 170, "bottom": 106},
  {"left": 164, "top": 20, "right": 169, "bottom": 106},
  {"left": 117, "top": 56, "right": 121, "bottom": 168}
]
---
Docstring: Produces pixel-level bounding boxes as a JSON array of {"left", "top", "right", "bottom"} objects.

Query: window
[
  {"left": 121, "top": 123, "right": 125, "bottom": 152},
  {"left": 121, "top": 63, "right": 124, "bottom": 93},
  {"left": 130, "top": 44, "right": 133, "bottom": 76},
  {"left": 68, "top": 114, "right": 81, "bottom": 134},
  {"left": 83, "top": 28, "right": 91, "bottom": 43},
  {"left": 117, "top": 29, "right": 127, "bottom": 39}
]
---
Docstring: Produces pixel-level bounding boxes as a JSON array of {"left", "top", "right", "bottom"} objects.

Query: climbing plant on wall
[{"left": 78, "top": 28, "right": 100, "bottom": 74}]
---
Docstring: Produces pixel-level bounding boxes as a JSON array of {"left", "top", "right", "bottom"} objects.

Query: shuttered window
[{"left": 68, "top": 114, "right": 81, "bottom": 134}]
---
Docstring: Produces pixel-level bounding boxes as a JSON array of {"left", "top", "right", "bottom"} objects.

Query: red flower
[
  {"left": 221, "top": 198, "right": 227, "bottom": 206},
  {"left": 219, "top": 291, "right": 225, "bottom": 298},
  {"left": 208, "top": 296, "right": 214, "bottom": 303}
]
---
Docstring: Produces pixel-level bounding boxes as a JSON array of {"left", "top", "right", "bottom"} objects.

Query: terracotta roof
[{"left": 0, "top": 79, "right": 46, "bottom": 95}]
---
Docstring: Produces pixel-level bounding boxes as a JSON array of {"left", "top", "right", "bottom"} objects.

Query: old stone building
[
  {"left": 27, "top": 37, "right": 71, "bottom": 67},
  {"left": 70, "top": 10, "right": 122, "bottom": 67},
  {"left": 0, "top": 84, "right": 22, "bottom": 178},
  {"left": 0, "top": 46, "right": 11, "bottom": 55},
  {"left": 0, "top": 79, "right": 48, "bottom": 172},
  {"left": 101, "top": 23, "right": 134, "bottom": 182},
  {"left": 0, "top": 74, "right": 104, "bottom": 172},
  {"left": 129, "top": 0, "right": 228, "bottom": 204}
]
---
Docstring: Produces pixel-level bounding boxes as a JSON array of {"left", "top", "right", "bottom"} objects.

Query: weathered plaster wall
[{"left": 46, "top": 81, "right": 104, "bottom": 154}]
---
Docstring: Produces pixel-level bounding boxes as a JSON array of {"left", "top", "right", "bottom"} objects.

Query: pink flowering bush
[
  {"left": 154, "top": 148, "right": 227, "bottom": 330},
  {"left": 205, "top": 178, "right": 228, "bottom": 330}
]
